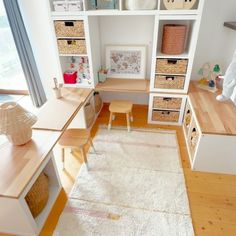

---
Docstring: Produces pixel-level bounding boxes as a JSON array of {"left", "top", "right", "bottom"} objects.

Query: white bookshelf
[{"left": 48, "top": 0, "right": 205, "bottom": 125}]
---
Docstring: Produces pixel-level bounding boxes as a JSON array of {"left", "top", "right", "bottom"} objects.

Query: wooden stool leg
[
  {"left": 112, "top": 114, "right": 116, "bottom": 120},
  {"left": 130, "top": 111, "right": 133, "bottom": 122},
  {"left": 126, "top": 113, "right": 131, "bottom": 132},
  {"left": 89, "top": 138, "right": 97, "bottom": 154},
  {"left": 108, "top": 112, "right": 113, "bottom": 130},
  {"left": 81, "top": 147, "right": 89, "bottom": 170},
  {"left": 61, "top": 148, "right": 65, "bottom": 170}
]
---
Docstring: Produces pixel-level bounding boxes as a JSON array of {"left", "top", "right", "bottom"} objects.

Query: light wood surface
[
  {"left": 95, "top": 78, "right": 150, "bottom": 93},
  {"left": 0, "top": 130, "right": 61, "bottom": 198},
  {"left": 33, "top": 88, "right": 93, "bottom": 131},
  {"left": 109, "top": 100, "right": 133, "bottom": 113},
  {"left": 189, "top": 82, "right": 236, "bottom": 135}
]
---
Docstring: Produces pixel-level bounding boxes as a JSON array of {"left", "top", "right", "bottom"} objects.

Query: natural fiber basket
[
  {"left": 57, "top": 39, "right": 87, "bottom": 54},
  {"left": 94, "top": 92, "right": 103, "bottom": 113},
  {"left": 153, "top": 97, "right": 182, "bottom": 110},
  {"left": 84, "top": 102, "right": 95, "bottom": 128},
  {"left": 154, "top": 75, "right": 185, "bottom": 89},
  {"left": 156, "top": 59, "right": 188, "bottom": 74},
  {"left": 25, "top": 173, "right": 49, "bottom": 218},
  {"left": 163, "top": 0, "right": 197, "bottom": 10},
  {"left": 54, "top": 20, "right": 85, "bottom": 37},
  {"left": 152, "top": 110, "right": 179, "bottom": 122},
  {"left": 161, "top": 24, "right": 187, "bottom": 55}
]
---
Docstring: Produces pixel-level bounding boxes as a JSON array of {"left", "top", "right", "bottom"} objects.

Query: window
[{"left": 0, "top": 0, "right": 28, "bottom": 93}]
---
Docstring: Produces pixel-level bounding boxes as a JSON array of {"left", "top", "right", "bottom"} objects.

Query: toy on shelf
[
  {"left": 197, "top": 63, "right": 222, "bottom": 93},
  {"left": 89, "top": 0, "right": 117, "bottom": 10}
]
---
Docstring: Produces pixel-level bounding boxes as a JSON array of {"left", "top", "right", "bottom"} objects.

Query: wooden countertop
[
  {"left": 95, "top": 78, "right": 150, "bottom": 93},
  {"left": 189, "top": 82, "right": 236, "bottom": 136},
  {"left": 33, "top": 87, "right": 93, "bottom": 131},
  {"left": 0, "top": 130, "right": 61, "bottom": 198}
]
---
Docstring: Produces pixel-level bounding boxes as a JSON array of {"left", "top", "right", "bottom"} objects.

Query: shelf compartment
[
  {"left": 154, "top": 74, "right": 185, "bottom": 90},
  {"left": 183, "top": 100, "right": 192, "bottom": 136},
  {"left": 160, "top": 0, "right": 200, "bottom": 11},
  {"left": 54, "top": 20, "right": 85, "bottom": 37},
  {"left": 153, "top": 96, "right": 182, "bottom": 110},
  {"left": 152, "top": 110, "right": 180, "bottom": 122},
  {"left": 156, "top": 58, "right": 188, "bottom": 74}
]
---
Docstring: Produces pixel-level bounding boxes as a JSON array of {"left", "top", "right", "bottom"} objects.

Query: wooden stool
[
  {"left": 108, "top": 100, "right": 133, "bottom": 132},
  {"left": 58, "top": 129, "right": 95, "bottom": 170}
]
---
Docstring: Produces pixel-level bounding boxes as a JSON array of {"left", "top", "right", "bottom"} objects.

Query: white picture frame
[{"left": 105, "top": 45, "right": 147, "bottom": 79}]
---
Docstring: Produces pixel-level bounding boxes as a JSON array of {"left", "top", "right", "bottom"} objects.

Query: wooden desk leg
[
  {"left": 108, "top": 112, "right": 113, "bottom": 130},
  {"left": 126, "top": 113, "right": 131, "bottom": 132},
  {"left": 81, "top": 147, "right": 89, "bottom": 170},
  {"left": 130, "top": 111, "right": 133, "bottom": 122},
  {"left": 89, "top": 138, "right": 97, "bottom": 154},
  {"left": 61, "top": 148, "right": 65, "bottom": 170}
]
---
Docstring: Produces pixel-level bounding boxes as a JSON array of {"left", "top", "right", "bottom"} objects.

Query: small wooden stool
[
  {"left": 58, "top": 129, "right": 95, "bottom": 170},
  {"left": 108, "top": 100, "right": 133, "bottom": 132}
]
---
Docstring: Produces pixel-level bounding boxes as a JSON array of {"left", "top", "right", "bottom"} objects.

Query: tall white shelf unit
[{"left": 48, "top": 0, "right": 205, "bottom": 125}]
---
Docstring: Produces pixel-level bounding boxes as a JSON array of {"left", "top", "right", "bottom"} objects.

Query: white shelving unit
[{"left": 48, "top": 0, "right": 205, "bottom": 125}]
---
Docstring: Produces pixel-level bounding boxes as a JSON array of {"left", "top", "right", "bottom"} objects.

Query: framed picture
[{"left": 105, "top": 45, "right": 147, "bottom": 79}]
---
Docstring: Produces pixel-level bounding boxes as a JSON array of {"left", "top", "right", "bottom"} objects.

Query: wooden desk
[
  {"left": 33, "top": 87, "right": 93, "bottom": 131},
  {"left": 0, "top": 130, "right": 62, "bottom": 235},
  {"left": 95, "top": 78, "right": 150, "bottom": 93}
]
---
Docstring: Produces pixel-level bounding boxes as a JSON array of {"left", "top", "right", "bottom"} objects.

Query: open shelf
[
  {"left": 96, "top": 78, "right": 150, "bottom": 93},
  {"left": 156, "top": 51, "right": 189, "bottom": 59}
]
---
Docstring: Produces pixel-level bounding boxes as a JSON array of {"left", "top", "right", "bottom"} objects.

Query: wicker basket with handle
[
  {"left": 152, "top": 110, "right": 180, "bottom": 122},
  {"left": 163, "top": 0, "right": 197, "bottom": 10},
  {"left": 57, "top": 39, "right": 87, "bottom": 55},
  {"left": 25, "top": 173, "right": 49, "bottom": 218},
  {"left": 153, "top": 97, "right": 182, "bottom": 110},
  {"left": 156, "top": 59, "right": 188, "bottom": 74},
  {"left": 54, "top": 20, "right": 85, "bottom": 37},
  {"left": 94, "top": 92, "right": 103, "bottom": 114},
  {"left": 161, "top": 24, "right": 187, "bottom": 55},
  {"left": 84, "top": 101, "right": 95, "bottom": 128},
  {"left": 154, "top": 75, "right": 185, "bottom": 89}
]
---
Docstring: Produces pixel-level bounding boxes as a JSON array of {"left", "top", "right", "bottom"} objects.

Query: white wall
[
  {"left": 19, "top": 0, "right": 61, "bottom": 98},
  {"left": 192, "top": 0, "right": 236, "bottom": 79}
]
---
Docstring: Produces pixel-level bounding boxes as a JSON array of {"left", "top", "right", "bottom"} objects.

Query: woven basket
[
  {"left": 57, "top": 39, "right": 87, "bottom": 54},
  {"left": 161, "top": 24, "right": 187, "bottom": 55},
  {"left": 154, "top": 75, "right": 185, "bottom": 89},
  {"left": 25, "top": 173, "right": 49, "bottom": 218},
  {"left": 54, "top": 20, "right": 85, "bottom": 37},
  {"left": 189, "top": 120, "right": 199, "bottom": 158},
  {"left": 84, "top": 102, "right": 95, "bottom": 128},
  {"left": 156, "top": 59, "right": 188, "bottom": 74},
  {"left": 94, "top": 92, "right": 103, "bottom": 113},
  {"left": 163, "top": 0, "right": 197, "bottom": 10},
  {"left": 152, "top": 110, "right": 179, "bottom": 122},
  {"left": 153, "top": 97, "right": 182, "bottom": 110}
]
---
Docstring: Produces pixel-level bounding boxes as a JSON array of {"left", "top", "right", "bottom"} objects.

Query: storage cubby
[
  {"left": 159, "top": 0, "right": 200, "bottom": 11},
  {"left": 85, "top": 0, "right": 120, "bottom": 10}
]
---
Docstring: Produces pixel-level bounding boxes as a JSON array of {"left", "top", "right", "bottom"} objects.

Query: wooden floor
[{"left": 3, "top": 104, "right": 236, "bottom": 236}]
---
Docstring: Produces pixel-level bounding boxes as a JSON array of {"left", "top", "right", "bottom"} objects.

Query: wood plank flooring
[{"left": 2, "top": 103, "right": 236, "bottom": 236}]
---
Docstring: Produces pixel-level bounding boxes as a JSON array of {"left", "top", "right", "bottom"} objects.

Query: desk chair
[
  {"left": 108, "top": 100, "right": 133, "bottom": 132},
  {"left": 58, "top": 129, "right": 95, "bottom": 170}
]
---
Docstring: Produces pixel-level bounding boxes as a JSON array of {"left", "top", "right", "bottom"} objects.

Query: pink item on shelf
[{"left": 63, "top": 71, "right": 77, "bottom": 84}]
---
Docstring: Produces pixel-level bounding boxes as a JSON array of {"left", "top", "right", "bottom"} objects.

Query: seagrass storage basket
[
  {"left": 152, "top": 110, "right": 180, "bottom": 122},
  {"left": 156, "top": 59, "right": 188, "bottom": 74},
  {"left": 154, "top": 75, "right": 185, "bottom": 89},
  {"left": 94, "top": 92, "right": 103, "bottom": 113},
  {"left": 54, "top": 20, "right": 85, "bottom": 37},
  {"left": 57, "top": 39, "right": 87, "bottom": 54},
  {"left": 163, "top": 0, "right": 197, "bottom": 10},
  {"left": 161, "top": 24, "right": 187, "bottom": 55},
  {"left": 153, "top": 97, "right": 182, "bottom": 110},
  {"left": 84, "top": 101, "right": 95, "bottom": 128},
  {"left": 25, "top": 173, "right": 49, "bottom": 218}
]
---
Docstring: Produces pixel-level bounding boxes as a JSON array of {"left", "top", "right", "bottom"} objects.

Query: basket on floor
[{"left": 25, "top": 173, "right": 49, "bottom": 218}]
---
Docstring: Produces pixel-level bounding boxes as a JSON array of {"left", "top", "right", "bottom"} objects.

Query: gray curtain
[{"left": 3, "top": 0, "right": 47, "bottom": 107}]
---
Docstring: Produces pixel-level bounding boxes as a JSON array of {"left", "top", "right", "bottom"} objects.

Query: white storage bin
[
  {"left": 53, "top": 1, "right": 68, "bottom": 11},
  {"left": 68, "top": 0, "right": 83, "bottom": 11}
]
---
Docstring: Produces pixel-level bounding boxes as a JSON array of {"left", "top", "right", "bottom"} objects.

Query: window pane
[{"left": 0, "top": 0, "right": 27, "bottom": 91}]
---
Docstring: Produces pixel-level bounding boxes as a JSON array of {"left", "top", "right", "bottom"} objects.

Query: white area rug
[{"left": 54, "top": 127, "right": 194, "bottom": 236}]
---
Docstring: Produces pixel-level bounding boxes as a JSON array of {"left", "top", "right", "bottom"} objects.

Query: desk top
[
  {"left": 33, "top": 88, "right": 93, "bottom": 131},
  {"left": 96, "top": 78, "right": 150, "bottom": 93},
  {"left": 189, "top": 82, "right": 236, "bottom": 136},
  {"left": 0, "top": 130, "right": 61, "bottom": 198}
]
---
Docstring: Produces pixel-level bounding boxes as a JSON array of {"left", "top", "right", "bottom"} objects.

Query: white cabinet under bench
[{"left": 183, "top": 82, "right": 236, "bottom": 175}]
